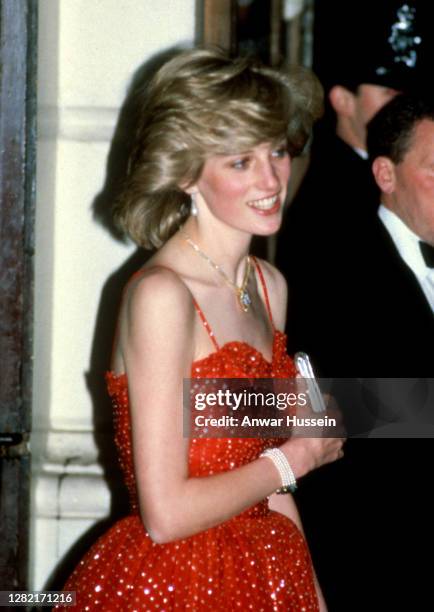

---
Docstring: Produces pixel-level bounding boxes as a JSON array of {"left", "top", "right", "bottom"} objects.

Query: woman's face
[{"left": 191, "top": 141, "right": 291, "bottom": 236}]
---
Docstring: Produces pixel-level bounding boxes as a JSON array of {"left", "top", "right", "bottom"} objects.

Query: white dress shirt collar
[
  {"left": 378, "top": 204, "right": 434, "bottom": 312},
  {"left": 353, "top": 146, "right": 369, "bottom": 160},
  {"left": 378, "top": 205, "right": 430, "bottom": 277}
]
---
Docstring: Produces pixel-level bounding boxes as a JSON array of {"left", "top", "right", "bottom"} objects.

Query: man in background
[
  {"left": 276, "top": 0, "right": 429, "bottom": 372},
  {"left": 365, "top": 93, "right": 434, "bottom": 368},
  {"left": 275, "top": 3, "right": 434, "bottom": 610}
]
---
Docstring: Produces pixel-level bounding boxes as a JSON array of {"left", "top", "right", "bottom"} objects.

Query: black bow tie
[{"left": 419, "top": 241, "right": 434, "bottom": 268}]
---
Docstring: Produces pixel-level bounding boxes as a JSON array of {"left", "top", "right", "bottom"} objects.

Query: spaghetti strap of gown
[
  {"left": 192, "top": 299, "right": 220, "bottom": 351},
  {"left": 251, "top": 255, "right": 275, "bottom": 330}
]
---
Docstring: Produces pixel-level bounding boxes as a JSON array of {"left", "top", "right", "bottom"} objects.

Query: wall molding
[
  {"left": 34, "top": 471, "right": 110, "bottom": 519},
  {"left": 38, "top": 105, "right": 120, "bottom": 142},
  {"left": 31, "top": 429, "right": 120, "bottom": 474}
]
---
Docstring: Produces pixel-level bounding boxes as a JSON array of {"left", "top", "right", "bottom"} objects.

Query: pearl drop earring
[{"left": 191, "top": 193, "right": 198, "bottom": 216}]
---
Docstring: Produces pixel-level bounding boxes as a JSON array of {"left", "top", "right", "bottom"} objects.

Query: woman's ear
[
  {"left": 184, "top": 187, "right": 198, "bottom": 196},
  {"left": 372, "top": 156, "right": 396, "bottom": 194},
  {"left": 179, "top": 181, "right": 197, "bottom": 196},
  {"left": 178, "top": 183, "right": 199, "bottom": 216},
  {"left": 328, "top": 85, "right": 356, "bottom": 118}
]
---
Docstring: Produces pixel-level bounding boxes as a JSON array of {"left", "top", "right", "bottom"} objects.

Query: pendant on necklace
[{"left": 238, "top": 289, "right": 252, "bottom": 313}]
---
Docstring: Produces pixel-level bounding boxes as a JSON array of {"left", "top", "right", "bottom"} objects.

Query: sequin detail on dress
[{"left": 57, "top": 263, "right": 319, "bottom": 611}]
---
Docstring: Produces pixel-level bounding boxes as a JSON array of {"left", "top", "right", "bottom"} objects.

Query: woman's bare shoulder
[
  {"left": 125, "top": 265, "right": 192, "bottom": 310},
  {"left": 119, "top": 265, "right": 196, "bottom": 339}
]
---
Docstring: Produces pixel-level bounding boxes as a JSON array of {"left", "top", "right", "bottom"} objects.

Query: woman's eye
[
  {"left": 271, "top": 147, "right": 288, "bottom": 159},
  {"left": 231, "top": 158, "right": 249, "bottom": 170}
]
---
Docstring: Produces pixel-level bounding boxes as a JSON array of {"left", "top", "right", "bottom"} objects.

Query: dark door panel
[{"left": 0, "top": 0, "right": 37, "bottom": 590}]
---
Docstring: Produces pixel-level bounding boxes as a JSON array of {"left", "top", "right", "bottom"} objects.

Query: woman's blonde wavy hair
[{"left": 113, "top": 48, "right": 323, "bottom": 249}]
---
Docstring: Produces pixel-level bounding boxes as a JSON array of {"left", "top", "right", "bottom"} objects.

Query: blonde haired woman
[{"left": 60, "top": 49, "right": 343, "bottom": 611}]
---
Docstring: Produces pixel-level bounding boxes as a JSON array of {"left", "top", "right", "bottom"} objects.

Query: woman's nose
[{"left": 256, "top": 160, "right": 280, "bottom": 191}]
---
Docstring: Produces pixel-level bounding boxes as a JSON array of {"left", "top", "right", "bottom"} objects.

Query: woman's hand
[
  {"left": 279, "top": 434, "right": 345, "bottom": 480},
  {"left": 279, "top": 381, "right": 346, "bottom": 479}
]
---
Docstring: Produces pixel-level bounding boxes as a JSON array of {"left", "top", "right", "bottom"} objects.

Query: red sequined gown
[{"left": 59, "top": 261, "right": 319, "bottom": 611}]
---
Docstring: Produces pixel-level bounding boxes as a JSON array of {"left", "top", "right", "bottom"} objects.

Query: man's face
[
  {"left": 352, "top": 84, "right": 399, "bottom": 148},
  {"left": 391, "top": 119, "right": 434, "bottom": 244}
]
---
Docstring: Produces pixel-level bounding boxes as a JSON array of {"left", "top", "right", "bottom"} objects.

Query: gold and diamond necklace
[{"left": 182, "top": 230, "right": 252, "bottom": 312}]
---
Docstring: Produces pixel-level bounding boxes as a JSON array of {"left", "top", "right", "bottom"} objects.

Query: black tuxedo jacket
[{"left": 288, "top": 212, "right": 433, "bottom": 378}]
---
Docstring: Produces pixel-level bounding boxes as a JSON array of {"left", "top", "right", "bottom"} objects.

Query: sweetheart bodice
[
  {"left": 106, "top": 330, "right": 297, "bottom": 513},
  {"left": 190, "top": 329, "right": 296, "bottom": 378}
]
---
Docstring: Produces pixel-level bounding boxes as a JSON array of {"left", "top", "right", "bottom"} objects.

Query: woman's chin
[{"left": 252, "top": 216, "right": 283, "bottom": 237}]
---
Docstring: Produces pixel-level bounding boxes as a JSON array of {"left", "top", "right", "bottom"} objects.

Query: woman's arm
[
  {"left": 268, "top": 494, "right": 328, "bottom": 612},
  {"left": 119, "top": 268, "right": 343, "bottom": 544}
]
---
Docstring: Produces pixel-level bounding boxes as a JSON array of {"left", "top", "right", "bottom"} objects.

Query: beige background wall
[{"left": 31, "top": 0, "right": 195, "bottom": 589}]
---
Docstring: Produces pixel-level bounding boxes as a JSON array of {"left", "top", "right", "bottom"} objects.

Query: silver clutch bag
[{"left": 294, "top": 351, "right": 327, "bottom": 413}]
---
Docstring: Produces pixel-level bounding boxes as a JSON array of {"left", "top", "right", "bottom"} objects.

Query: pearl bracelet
[{"left": 260, "top": 447, "right": 297, "bottom": 494}]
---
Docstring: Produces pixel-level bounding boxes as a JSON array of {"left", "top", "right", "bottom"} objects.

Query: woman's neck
[{"left": 181, "top": 217, "right": 252, "bottom": 284}]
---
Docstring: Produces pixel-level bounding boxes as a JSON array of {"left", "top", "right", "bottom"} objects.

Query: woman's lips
[{"left": 247, "top": 195, "right": 281, "bottom": 216}]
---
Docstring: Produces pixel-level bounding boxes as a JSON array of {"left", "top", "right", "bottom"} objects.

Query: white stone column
[{"left": 31, "top": 0, "right": 195, "bottom": 590}]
